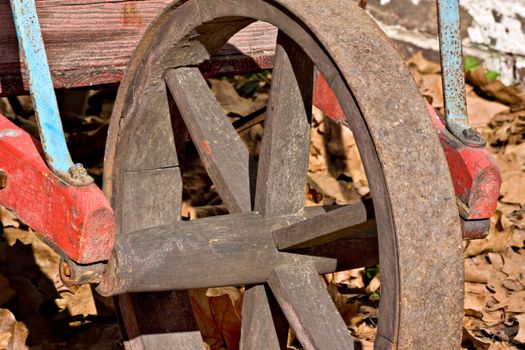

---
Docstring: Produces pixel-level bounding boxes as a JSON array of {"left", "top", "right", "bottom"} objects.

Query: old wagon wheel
[{"left": 98, "top": 0, "right": 464, "bottom": 349}]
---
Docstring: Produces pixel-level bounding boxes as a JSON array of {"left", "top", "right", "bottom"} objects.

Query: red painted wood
[
  {"left": 313, "top": 73, "right": 345, "bottom": 123},
  {"left": 0, "top": 113, "right": 115, "bottom": 263},
  {"left": 427, "top": 105, "right": 501, "bottom": 220},
  {"left": 0, "top": 0, "right": 277, "bottom": 96}
]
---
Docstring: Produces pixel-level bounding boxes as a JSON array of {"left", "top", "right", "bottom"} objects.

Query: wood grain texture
[
  {"left": 126, "top": 332, "right": 204, "bottom": 350},
  {"left": 117, "top": 291, "right": 203, "bottom": 350},
  {"left": 0, "top": 0, "right": 277, "bottom": 96},
  {"left": 240, "top": 285, "right": 281, "bottom": 350},
  {"left": 100, "top": 1, "right": 464, "bottom": 347},
  {"left": 120, "top": 167, "right": 182, "bottom": 234},
  {"left": 254, "top": 31, "right": 313, "bottom": 217},
  {"left": 268, "top": 263, "right": 355, "bottom": 350},
  {"left": 291, "top": 226, "right": 379, "bottom": 271},
  {"left": 273, "top": 199, "right": 374, "bottom": 249},
  {"left": 166, "top": 67, "right": 251, "bottom": 213},
  {"left": 98, "top": 212, "right": 337, "bottom": 294}
]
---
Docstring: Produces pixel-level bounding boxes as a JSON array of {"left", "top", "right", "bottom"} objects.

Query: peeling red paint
[
  {"left": 201, "top": 140, "right": 212, "bottom": 156},
  {"left": 0, "top": 113, "right": 115, "bottom": 264}
]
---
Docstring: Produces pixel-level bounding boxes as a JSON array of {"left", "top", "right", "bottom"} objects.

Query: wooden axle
[{"left": 97, "top": 206, "right": 378, "bottom": 296}]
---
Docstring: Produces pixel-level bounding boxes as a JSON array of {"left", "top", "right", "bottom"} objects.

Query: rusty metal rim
[{"left": 103, "top": 0, "right": 463, "bottom": 348}]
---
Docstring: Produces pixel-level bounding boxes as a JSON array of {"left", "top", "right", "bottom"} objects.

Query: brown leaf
[
  {"left": 463, "top": 321, "right": 492, "bottom": 349},
  {"left": 419, "top": 74, "right": 444, "bottom": 109},
  {"left": 0, "top": 208, "right": 19, "bottom": 229},
  {"left": 190, "top": 288, "right": 242, "bottom": 350},
  {"left": 365, "top": 275, "right": 381, "bottom": 294},
  {"left": 0, "top": 309, "right": 28, "bottom": 350},
  {"left": 500, "top": 172, "right": 525, "bottom": 204},
  {"left": 489, "top": 291, "right": 525, "bottom": 313},
  {"left": 307, "top": 172, "right": 361, "bottom": 205},
  {"left": 482, "top": 310, "right": 503, "bottom": 327},
  {"left": 466, "top": 65, "right": 525, "bottom": 110},
  {"left": 406, "top": 51, "right": 441, "bottom": 75},
  {"left": 210, "top": 80, "right": 263, "bottom": 117},
  {"left": 513, "top": 313, "right": 525, "bottom": 344},
  {"left": 465, "top": 227, "right": 513, "bottom": 257},
  {"left": 465, "top": 291, "right": 487, "bottom": 318},
  {"left": 465, "top": 258, "right": 491, "bottom": 283},
  {"left": 467, "top": 89, "right": 509, "bottom": 128},
  {"left": 0, "top": 274, "right": 15, "bottom": 306}
]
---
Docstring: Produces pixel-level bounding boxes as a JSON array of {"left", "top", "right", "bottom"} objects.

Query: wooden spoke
[
  {"left": 98, "top": 212, "right": 338, "bottom": 295},
  {"left": 240, "top": 285, "right": 282, "bottom": 350},
  {"left": 268, "top": 263, "right": 355, "bottom": 350},
  {"left": 254, "top": 31, "right": 314, "bottom": 217},
  {"left": 273, "top": 199, "right": 374, "bottom": 249},
  {"left": 117, "top": 291, "right": 203, "bottom": 350},
  {"left": 166, "top": 67, "right": 251, "bottom": 213},
  {"left": 291, "top": 226, "right": 379, "bottom": 271}
]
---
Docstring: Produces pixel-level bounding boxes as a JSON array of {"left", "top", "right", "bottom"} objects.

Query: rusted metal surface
[
  {"left": 59, "top": 259, "right": 106, "bottom": 286},
  {"left": 102, "top": 0, "right": 463, "bottom": 348},
  {"left": 436, "top": 0, "right": 485, "bottom": 147},
  {"left": 9, "top": 0, "right": 92, "bottom": 185},
  {"left": 461, "top": 218, "right": 491, "bottom": 240}
]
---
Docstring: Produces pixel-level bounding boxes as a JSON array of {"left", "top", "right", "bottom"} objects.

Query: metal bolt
[
  {"left": 462, "top": 127, "right": 482, "bottom": 144},
  {"left": 68, "top": 163, "right": 89, "bottom": 180},
  {"left": 61, "top": 261, "right": 72, "bottom": 278},
  {"left": 0, "top": 169, "right": 7, "bottom": 189}
]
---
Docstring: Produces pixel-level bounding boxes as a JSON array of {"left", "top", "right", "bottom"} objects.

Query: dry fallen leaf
[
  {"left": 513, "top": 313, "right": 525, "bottom": 344},
  {"left": 0, "top": 309, "right": 28, "bottom": 350},
  {"left": 466, "top": 65, "right": 525, "bottom": 110},
  {"left": 0, "top": 274, "right": 15, "bottom": 306},
  {"left": 190, "top": 288, "right": 242, "bottom": 350}
]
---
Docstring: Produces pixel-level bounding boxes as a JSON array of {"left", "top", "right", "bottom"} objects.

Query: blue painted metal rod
[
  {"left": 10, "top": 0, "right": 91, "bottom": 185},
  {"left": 436, "top": 0, "right": 484, "bottom": 147}
]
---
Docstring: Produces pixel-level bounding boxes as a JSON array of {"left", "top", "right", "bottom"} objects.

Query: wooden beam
[
  {"left": 117, "top": 291, "right": 203, "bottom": 350},
  {"left": 291, "top": 226, "right": 379, "bottom": 271},
  {"left": 0, "top": 1, "right": 278, "bottom": 96},
  {"left": 267, "top": 263, "right": 355, "bottom": 350},
  {"left": 272, "top": 199, "right": 374, "bottom": 249},
  {"left": 254, "top": 31, "right": 313, "bottom": 217},
  {"left": 166, "top": 67, "right": 251, "bottom": 213},
  {"left": 240, "top": 285, "right": 281, "bottom": 350},
  {"left": 97, "top": 212, "right": 337, "bottom": 295}
]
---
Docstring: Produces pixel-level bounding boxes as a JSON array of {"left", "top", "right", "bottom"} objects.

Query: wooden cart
[{"left": 0, "top": 0, "right": 502, "bottom": 348}]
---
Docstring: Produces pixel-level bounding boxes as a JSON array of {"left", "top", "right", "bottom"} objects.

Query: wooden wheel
[{"left": 98, "top": 0, "right": 464, "bottom": 349}]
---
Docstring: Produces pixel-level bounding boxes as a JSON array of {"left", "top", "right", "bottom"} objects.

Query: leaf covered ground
[{"left": 0, "top": 51, "right": 523, "bottom": 349}]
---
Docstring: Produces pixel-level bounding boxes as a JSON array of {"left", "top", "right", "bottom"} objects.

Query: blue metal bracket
[
  {"left": 10, "top": 0, "right": 93, "bottom": 186},
  {"left": 436, "top": 0, "right": 485, "bottom": 148}
]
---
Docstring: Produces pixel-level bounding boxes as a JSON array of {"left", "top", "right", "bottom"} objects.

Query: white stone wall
[{"left": 366, "top": 0, "right": 525, "bottom": 85}]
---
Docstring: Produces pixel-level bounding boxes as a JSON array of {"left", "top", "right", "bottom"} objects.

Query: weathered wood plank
[
  {"left": 267, "top": 263, "right": 355, "bottom": 350},
  {"left": 254, "top": 31, "right": 313, "bottom": 217},
  {"left": 125, "top": 333, "right": 204, "bottom": 350},
  {"left": 291, "top": 226, "right": 379, "bottom": 271},
  {"left": 114, "top": 102, "right": 201, "bottom": 350},
  {"left": 97, "top": 212, "right": 337, "bottom": 295},
  {"left": 117, "top": 291, "right": 203, "bottom": 350},
  {"left": 120, "top": 167, "right": 182, "bottom": 234},
  {"left": 166, "top": 67, "right": 251, "bottom": 213},
  {"left": 0, "top": 0, "right": 277, "bottom": 96},
  {"left": 273, "top": 199, "right": 374, "bottom": 249},
  {"left": 240, "top": 285, "right": 281, "bottom": 350}
]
